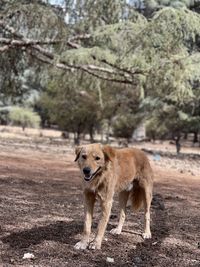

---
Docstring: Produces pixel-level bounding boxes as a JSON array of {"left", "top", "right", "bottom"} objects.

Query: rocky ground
[{"left": 0, "top": 130, "right": 199, "bottom": 266}]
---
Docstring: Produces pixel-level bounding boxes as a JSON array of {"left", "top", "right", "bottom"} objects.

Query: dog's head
[{"left": 74, "top": 143, "right": 115, "bottom": 182}]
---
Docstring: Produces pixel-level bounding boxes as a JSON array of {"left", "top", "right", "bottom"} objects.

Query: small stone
[
  {"left": 106, "top": 257, "right": 114, "bottom": 263},
  {"left": 22, "top": 253, "right": 35, "bottom": 260}
]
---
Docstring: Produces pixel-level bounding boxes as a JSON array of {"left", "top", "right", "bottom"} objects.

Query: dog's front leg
[
  {"left": 110, "top": 190, "right": 129, "bottom": 235},
  {"left": 74, "top": 191, "right": 95, "bottom": 250},
  {"left": 89, "top": 198, "right": 113, "bottom": 250}
]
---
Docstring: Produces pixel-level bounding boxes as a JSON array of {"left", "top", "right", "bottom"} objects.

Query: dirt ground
[{"left": 0, "top": 132, "right": 200, "bottom": 267}]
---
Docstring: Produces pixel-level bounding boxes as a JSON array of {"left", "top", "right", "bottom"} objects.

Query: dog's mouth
[{"left": 84, "top": 167, "right": 102, "bottom": 182}]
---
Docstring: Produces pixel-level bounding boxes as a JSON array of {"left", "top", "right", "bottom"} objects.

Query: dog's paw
[
  {"left": 110, "top": 227, "right": 121, "bottom": 235},
  {"left": 89, "top": 240, "right": 101, "bottom": 250},
  {"left": 142, "top": 232, "right": 151, "bottom": 239},
  {"left": 74, "top": 241, "right": 88, "bottom": 250}
]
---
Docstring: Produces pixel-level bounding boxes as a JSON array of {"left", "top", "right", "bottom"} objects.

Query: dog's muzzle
[{"left": 83, "top": 167, "right": 102, "bottom": 182}]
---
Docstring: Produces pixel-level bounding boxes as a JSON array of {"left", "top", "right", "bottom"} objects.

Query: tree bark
[
  {"left": 175, "top": 135, "right": 181, "bottom": 155},
  {"left": 193, "top": 132, "right": 198, "bottom": 144},
  {"left": 74, "top": 132, "right": 80, "bottom": 145}
]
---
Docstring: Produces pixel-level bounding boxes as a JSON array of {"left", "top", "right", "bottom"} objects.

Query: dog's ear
[
  {"left": 74, "top": 146, "right": 82, "bottom": 162},
  {"left": 103, "top": 145, "right": 116, "bottom": 161}
]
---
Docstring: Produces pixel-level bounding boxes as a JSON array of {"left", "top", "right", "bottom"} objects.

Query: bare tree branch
[
  {"left": 59, "top": 59, "right": 132, "bottom": 78},
  {"left": 67, "top": 33, "right": 91, "bottom": 48},
  {"left": 0, "top": 20, "right": 81, "bottom": 49},
  {"left": 29, "top": 50, "right": 133, "bottom": 84},
  {"left": 0, "top": 37, "right": 64, "bottom": 46},
  {"left": 0, "top": 19, "right": 137, "bottom": 84},
  {"left": 96, "top": 57, "right": 147, "bottom": 76},
  {"left": 69, "top": 33, "right": 91, "bottom": 42},
  {"left": 67, "top": 41, "right": 80, "bottom": 49},
  {"left": 28, "top": 49, "right": 72, "bottom": 71},
  {"left": 79, "top": 68, "right": 133, "bottom": 84},
  {"left": 0, "top": 45, "right": 9, "bottom": 52}
]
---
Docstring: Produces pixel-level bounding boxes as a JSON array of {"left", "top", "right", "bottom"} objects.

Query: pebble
[
  {"left": 106, "top": 257, "right": 114, "bottom": 263},
  {"left": 22, "top": 253, "right": 35, "bottom": 260}
]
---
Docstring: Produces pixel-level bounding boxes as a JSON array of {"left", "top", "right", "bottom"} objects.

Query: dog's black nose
[{"left": 83, "top": 167, "right": 91, "bottom": 176}]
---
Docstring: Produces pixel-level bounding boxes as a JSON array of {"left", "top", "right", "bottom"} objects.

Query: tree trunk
[
  {"left": 183, "top": 133, "right": 188, "bottom": 140},
  {"left": 100, "top": 129, "right": 104, "bottom": 143},
  {"left": 106, "top": 120, "right": 111, "bottom": 143},
  {"left": 193, "top": 132, "right": 198, "bottom": 144},
  {"left": 89, "top": 126, "right": 94, "bottom": 143},
  {"left": 175, "top": 135, "right": 181, "bottom": 155},
  {"left": 74, "top": 132, "right": 80, "bottom": 145}
]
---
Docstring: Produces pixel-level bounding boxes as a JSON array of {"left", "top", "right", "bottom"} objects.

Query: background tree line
[{"left": 0, "top": 0, "right": 200, "bottom": 146}]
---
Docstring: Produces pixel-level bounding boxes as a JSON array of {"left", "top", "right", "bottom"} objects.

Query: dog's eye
[
  {"left": 82, "top": 155, "right": 87, "bottom": 160},
  {"left": 95, "top": 156, "right": 100, "bottom": 161}
]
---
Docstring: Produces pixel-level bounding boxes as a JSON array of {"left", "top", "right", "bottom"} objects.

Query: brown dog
[{"left": 74, "top": 143, "right": 153, "bottom": 250}]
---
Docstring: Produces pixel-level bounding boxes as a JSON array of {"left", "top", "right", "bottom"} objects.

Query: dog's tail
[{"left": 130, "top": 181, "right": 145, "bottom": 211}]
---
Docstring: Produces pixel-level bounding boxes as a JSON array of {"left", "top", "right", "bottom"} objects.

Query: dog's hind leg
[
  {"left": 74, "top": 191, "right": 95, "bottom": 250},
  {"left": 110, "top": 190, "right": 129, "bottom": 235},
  {"left": 142, "top": 184, "right": 152, "bottom": 239}
]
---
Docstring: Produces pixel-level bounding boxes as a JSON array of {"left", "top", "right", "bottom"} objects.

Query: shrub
[
  {"left": 112, "top": 115, "right": 139, "bottom": 141},
  {"left": 9, "top": 106, "right": 41, "bottom": 130}
]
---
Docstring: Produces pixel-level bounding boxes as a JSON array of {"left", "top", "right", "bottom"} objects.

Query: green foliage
[
  {"left": 66, "top": 0, "right": 132, "bottom": 33},
  {"left": 1, "top": 1, "right": 200, "bottom": 142},
  {"left": 132, "top": 8, "right": 200, "bottom": 140},
  {"left": 0, "top": 107, "right": 11, "bottom": 124},
  {"left": 35, "top": 6, "right": 200, "bottom": 141},
  {"left": 146, "top": 118, "right": 168, "bottom": 140},
  {"left": 8, "top": 107, "right": 41, "bottom": 129},
  {"left": 5, "top": 1, "right": 68, "bottom": 40},
  {"left": 143, "top": 0, "right": 200, "bottom": 16},
  {"left": 39, "top": 71, "right": 101, "bottom": 143},
  {"left": 112, "top": 115, "right": 139, "bottom": 140},
  {"left": 62, "top": 18, "right": 147, "bottom": 69},
  {"left": 145, "top": 101, "right": 200, "bottom": 140},
  {"left": 0, "top": 0, "right": 68, "bottom": 104}
]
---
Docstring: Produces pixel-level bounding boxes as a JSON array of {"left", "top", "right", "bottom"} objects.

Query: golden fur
[{"left": 74, "top": 143, "right": 153, "bottom": 250}]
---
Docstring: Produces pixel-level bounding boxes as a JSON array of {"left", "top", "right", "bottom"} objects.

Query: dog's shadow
[
  {"left": 1, "top": 220, "right": 82, "bottom": 249},
  {"left": 115, "top": 193, "right": 170, "bottom": 267},
  {"left": 2, "top": 193, "right": 168, "bottom": 258}
]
